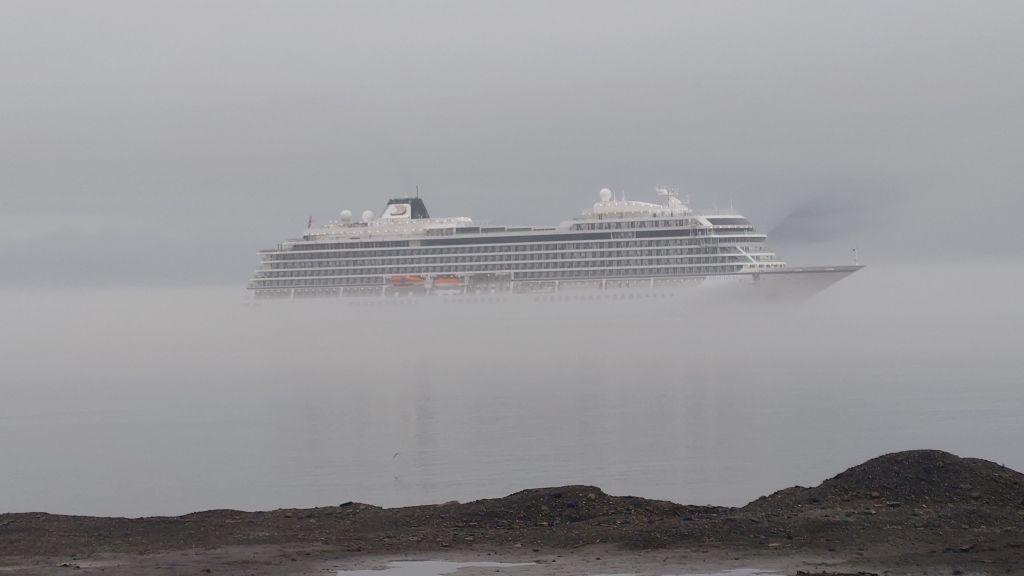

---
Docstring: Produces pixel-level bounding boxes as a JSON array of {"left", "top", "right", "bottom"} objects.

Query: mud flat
[{"left": 2, "top": 450, "right": 1023, "bottom": 575}]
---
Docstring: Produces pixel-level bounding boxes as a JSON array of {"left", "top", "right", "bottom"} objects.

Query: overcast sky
[{"left": 2, "top": 0, "right": 1022, "bottom": 286}]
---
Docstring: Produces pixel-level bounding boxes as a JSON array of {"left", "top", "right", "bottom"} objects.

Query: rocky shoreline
[{"left": 2, "top": 450, "right": 1023, "bottom": 575}]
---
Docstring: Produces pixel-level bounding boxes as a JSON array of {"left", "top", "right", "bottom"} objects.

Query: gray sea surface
[{"left": 1, "top": 262, "right": 1022, "bottom": 517}]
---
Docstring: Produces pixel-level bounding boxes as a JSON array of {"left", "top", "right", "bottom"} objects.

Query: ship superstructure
[{"left": 248, "top": 189, "right": 858, "bottom": 300}]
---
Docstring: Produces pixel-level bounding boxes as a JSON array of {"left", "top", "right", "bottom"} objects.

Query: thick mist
[
  {"left": 2, "top": 263, "right": 1021, "bottom": 517},
  {"left": 2, "top": 1, "right": 1022, "bottom": 519}
]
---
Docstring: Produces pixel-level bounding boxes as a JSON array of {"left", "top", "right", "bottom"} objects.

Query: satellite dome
[
  {"left": 362, "top": 210, "right": 375, "bottom": 223},
  {"left": 599, "top": 188, "right": 613, "bottom": 202},
  {"left": 340, "top": 209, "right": 353, "bottom": 223}
]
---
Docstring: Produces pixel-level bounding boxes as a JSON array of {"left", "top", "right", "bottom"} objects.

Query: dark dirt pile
[
  {"left": 2, "top": 450, "right": 1024, "bottom": 573},
  {"left": 737, "top": 450, "right": 1024, "bottom": 544},
  {"left": 745, "top": 449, "right": 1024, "bottom": 512},
  {"left": 730, "top": 451, "right": 1024, "bottom": 574}
]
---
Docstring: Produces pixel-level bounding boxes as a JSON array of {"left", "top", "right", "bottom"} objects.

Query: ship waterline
[{"left": 248, "top": 189, "right": 860, "bottom": 301}]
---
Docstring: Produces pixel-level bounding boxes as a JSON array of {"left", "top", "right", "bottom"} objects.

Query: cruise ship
[{"left": 248, "top": 188, "right": 861, "bottom": 302}]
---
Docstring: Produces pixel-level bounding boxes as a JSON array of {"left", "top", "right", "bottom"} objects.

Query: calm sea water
[{"left": 1, "top": 262, "right": 1021, "bottom": 517}]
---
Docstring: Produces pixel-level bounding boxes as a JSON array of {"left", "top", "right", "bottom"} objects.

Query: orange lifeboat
[
  {"left": 431, "top": 274, "right": 464, "bottom": 295},
  {"left": 387, "top": 275, "right": 426, "bottom": 287},
  {"left": 432, "top": 274, "right": 463, "bottom": 287}
]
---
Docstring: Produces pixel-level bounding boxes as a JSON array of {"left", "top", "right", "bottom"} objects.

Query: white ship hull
[
  {"left": 698, "top": 266, "right": 862, "bottom": 301},
  {"left": 247, "top": 266, "right": 861, "bottom": 319}
]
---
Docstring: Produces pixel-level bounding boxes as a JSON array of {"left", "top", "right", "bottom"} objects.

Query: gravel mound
[
  {"left": 813, "top": 450, "right": 1024, "bottom": 505},
  {"left": 742, "top": 449, "right": 1024, "bottom": 518},
  {"left": 443, "top": 485, "right": 701, "bottom": 526}
]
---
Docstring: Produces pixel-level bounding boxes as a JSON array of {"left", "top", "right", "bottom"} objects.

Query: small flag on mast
[{"left": 307, "top": 215, "right": 313, "bottom": 229}]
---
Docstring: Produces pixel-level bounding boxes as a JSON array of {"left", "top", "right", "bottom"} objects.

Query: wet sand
[{"left": 0, "top": 546, "right": 914, "bottom": 576}]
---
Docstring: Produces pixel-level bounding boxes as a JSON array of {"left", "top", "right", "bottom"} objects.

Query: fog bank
[{"left": 1, "top": 262, "right": 1021, "bottom": 516}]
